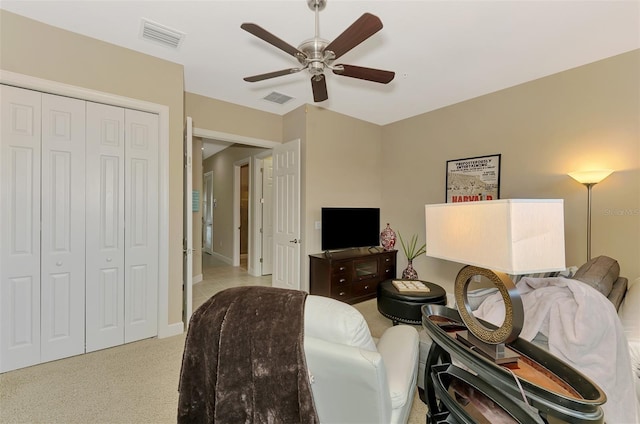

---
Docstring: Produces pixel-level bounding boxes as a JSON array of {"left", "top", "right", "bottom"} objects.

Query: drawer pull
[
  {"left": 385, "top": 269, "right": 391, "bottom": 273},
  {"left": 364, "top": 285, "right": 369, "bottom": 290},
  {"left": 339, "top": 278, "right": 346, "bottom": 283},
  {"left": 339, "top": 292, "right": 346, "bottom": 297},
  {"left": 339, "top": 266, "right": 345, "bottom": 271},
  {"left": 385, "top": 258, "right": 390, "bottom": 262}
]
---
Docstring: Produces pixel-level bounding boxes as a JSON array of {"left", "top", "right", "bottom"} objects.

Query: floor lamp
[{"left": 568, "top": 169, "right": 613, "bottom": 261}]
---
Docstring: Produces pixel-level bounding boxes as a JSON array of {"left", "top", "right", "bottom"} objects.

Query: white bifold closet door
[
  {"left": 1, "top": 85, "right": 86, "bottom": 371},
  {"left": 40, "top": 94, "right": 87, "bottom": 362},
  {"left": 85, "top": 103, "right": 158, "bottom": 353},
  {"left": 1, "top": 85, "right": 159, "bottom": 372},
  {"left": 0, "top": 85, "right": 43, "bottom": 371}
]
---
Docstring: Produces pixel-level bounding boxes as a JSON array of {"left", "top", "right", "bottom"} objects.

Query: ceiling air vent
[
  {"left": 140, "top": 19, "right": 185, "bottom": 49},
  {"left": 262, "top": 92, "right": 294, "bottom": 105}
]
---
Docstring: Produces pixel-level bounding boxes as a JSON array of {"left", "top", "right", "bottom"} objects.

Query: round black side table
[{"left": 377, "top": 279, "right": 447, "bottom": 325}]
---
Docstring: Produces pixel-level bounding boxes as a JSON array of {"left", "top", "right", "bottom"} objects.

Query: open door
[
  {"left": 261, "top": 155, "right": 274, "bottom": 275},
  {"left": 272, "top": 139, "right": 300, "bottom": 290},
  {"left": 183, "top": 117, "right": 193, "bottom": 328}
]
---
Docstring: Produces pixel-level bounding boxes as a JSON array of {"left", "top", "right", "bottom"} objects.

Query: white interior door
[
  {"left": 124, "top": 109, "right": 158, "bottom": 343},
  {"left": 40, "top": 93, "right": 86, "bottom": 362},
  {"left": 0, "top": 85, "right": 42, "bottom": 372},
  {"left": 85, "top": 102, "right": 125, "bottom": 352},
  {"left": 261, "top": 156, "right": 274, "bottom": 275},
  {"left": 272, "top": 139, "right": 301, "bottom": 290},
  {"left": 183, "top": 117, "right": 193, "bottom": 327},
  {"left": 203, "top": 172, "right": 213, "bottom": 255}
]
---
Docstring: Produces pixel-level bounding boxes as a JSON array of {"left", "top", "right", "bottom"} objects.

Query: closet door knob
[
  {"left": 56, "top": 261, "right": 63, "bottom": 266},
  {"left": 106, "top": 258, "right": 112, "bottom": 262}
]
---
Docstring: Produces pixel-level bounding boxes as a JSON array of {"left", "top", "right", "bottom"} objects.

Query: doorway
[
  {"left": 240, "top": 164, "right": 249, "bottom": 269},
  {"left": 203, "top": 171, "right": 213, "bottom": 255}
]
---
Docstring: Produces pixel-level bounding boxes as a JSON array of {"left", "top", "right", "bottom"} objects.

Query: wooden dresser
[{"left": 309, "top": 248, "right": 397, "bottom": 304}]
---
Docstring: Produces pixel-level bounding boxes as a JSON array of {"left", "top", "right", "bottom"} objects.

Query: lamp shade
[
  {"left": 425, "top": 199, "right": 566, "bottom": 275},
  {"left": 568, "top": 170, "right": 613, "bottom": 185}
]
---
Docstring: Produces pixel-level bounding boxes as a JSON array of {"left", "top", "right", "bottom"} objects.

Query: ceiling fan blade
[
  {"left": 324, "top": 13, "right": 383, "bottom": 60},
  {"left": 244, "top": 68, "right": 302, "bottom": 82},
  {"left": 311, "top": 75, "right": 328, "bottom": 102},
  {"left": 241, "top": 23, "right": 305, "bottom": 59},
  {"left": 333, "top": 64, "right": 395, "bottom": 84}
]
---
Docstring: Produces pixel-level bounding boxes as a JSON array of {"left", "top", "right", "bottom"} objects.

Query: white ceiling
[
  {"left": 2, "top": 0, "right": 639, "bottom": 130},
  {"left": 201, "top": 138, "right": 233, "bottom": 159}
]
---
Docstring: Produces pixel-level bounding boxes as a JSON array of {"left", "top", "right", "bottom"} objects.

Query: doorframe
[
  {"left": 202, "top": 171, "right": 214, "bottom": 255},
  {"left": 0, "top": 70, "right": 176, "bottom": 338},
  {"left": 233, "top": 158, "right": 250, "bottom": 268},
  {"left": 192, "top": 127, "right": 279, "bottom": 276}
]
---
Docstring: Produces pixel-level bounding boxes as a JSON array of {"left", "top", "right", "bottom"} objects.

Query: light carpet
[{"left": 0, "top": 258, "right": 427, "bottom": 423}]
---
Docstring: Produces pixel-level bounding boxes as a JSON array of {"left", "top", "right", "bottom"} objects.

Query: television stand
[{"left": 309, "top": 248, "right": 397, "bottom": 304}]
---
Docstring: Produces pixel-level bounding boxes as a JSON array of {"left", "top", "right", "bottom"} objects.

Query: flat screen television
[{"left": 321, "top": 207, "right": 380, "bottom": 251}]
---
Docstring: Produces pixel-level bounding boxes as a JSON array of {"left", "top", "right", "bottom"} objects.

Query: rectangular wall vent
[
  {"left": 140, "top": 19, "right": 185, "bottom": 49},
  {"left": 262, "top": 92, "right": 294, "bottom": 105}
]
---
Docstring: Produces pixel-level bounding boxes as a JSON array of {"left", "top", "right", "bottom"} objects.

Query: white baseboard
[
  {"left": 193, "top": 274, "right": 203, "bottom": 284},
  {"left": 210, "top": 251, "right": 232, "bottom": 265},
  {"left": 158, "top": 321, "right": 184, "bottom": 338}
]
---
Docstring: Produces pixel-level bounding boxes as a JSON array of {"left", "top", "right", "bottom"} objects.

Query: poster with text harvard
[{"left": 446, "top": 154, "right": 501, "bottom": 203}]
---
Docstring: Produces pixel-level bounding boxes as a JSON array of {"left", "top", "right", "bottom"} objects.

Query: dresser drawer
[
  {"left": 331, "top": 285, "right": 351, "bottom": 300},
  {"left": 351, "top": 280, "right": 377, "bottom": 298},
  {"left": 332, "top": 261, "right": 352, "bottom": 276},
  {"left": 379, "top": 253, "right": 396, "bottom": 279},
  {"left": 331, "top": 274, "right": 350, "bottom": 285}
]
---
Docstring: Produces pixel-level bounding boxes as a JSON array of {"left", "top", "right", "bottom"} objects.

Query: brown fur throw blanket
[{"left": 177, "top": 286, "right": 319, "bottom": 424}]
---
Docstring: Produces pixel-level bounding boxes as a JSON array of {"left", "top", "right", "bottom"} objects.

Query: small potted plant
[{"left": 398, "top": 232, "right": 426, "bottom": 280}]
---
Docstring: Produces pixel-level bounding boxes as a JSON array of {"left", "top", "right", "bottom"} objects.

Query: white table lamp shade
[{"left": 425, "top": 199, "right": 566, "bottom": 275}]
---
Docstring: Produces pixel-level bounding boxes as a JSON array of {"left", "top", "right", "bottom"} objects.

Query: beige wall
[
  {"left": 301, "top": 105, "right": 384, "bottom": 291},
  {"left": 6, "top": 6, "right": 635, "bottom": 321},
  {"left": 1, "top": 10, "right": 186, "bottom": 324},
  {"left": 380, "top": 50, "right": 640, "bottom": 292},
  {"left": 185, "top": 92, "right": 283, "bottom": 142},
  {"left": 202, "top": 145, "right": 269, "bottom": 262}
]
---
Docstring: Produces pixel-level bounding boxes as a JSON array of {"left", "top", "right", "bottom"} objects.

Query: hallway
[{"left": 193, "top": 254, "right": 272, "bottom": 309}]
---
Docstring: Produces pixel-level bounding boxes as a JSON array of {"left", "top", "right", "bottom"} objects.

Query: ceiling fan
[{"left": 241, "top": 0, "right": 394, "bottom": 102}]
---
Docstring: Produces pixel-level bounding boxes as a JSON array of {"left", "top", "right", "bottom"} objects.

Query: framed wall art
[{"left": 446, "top": 154, "right": 501, "bottom": 203}]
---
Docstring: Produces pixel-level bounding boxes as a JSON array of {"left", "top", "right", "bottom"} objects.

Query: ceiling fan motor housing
[
  {"left": 298, "top": 38, "right": 330, "bottom": 75},
  {"left": 307, "top": 0, "right": 327, "bottom": 12}
]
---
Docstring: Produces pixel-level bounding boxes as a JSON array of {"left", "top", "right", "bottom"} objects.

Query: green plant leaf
[{"left": 398, "top": 231, "right": 426, "bottom": 260}]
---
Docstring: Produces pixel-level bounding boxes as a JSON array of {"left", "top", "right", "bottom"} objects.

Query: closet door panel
[
  {"left": 0, "top": 85, "right": 42, "bottom": 372},
  {"left": 86, "top": 102, "right": 125, "bottom": 352},
  {"left": 124, "top": 109, "right": 158, "bottom": 343},
  {"left": 40, "top": 94, "right": 86, "bottom": 362}
]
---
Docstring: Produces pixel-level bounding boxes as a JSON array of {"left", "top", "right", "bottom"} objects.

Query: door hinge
[{"left": 260, "top": 258, "right": 263, "bottom": 263}]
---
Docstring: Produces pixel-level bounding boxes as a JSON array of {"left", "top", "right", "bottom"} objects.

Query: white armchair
[{"left": 304, "top": 295, "right": 419, "bottom": 424}]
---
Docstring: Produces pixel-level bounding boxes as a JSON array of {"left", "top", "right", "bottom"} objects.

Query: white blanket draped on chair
[{"left": 474, "top": 277, "right": 638, "bottom": 424}]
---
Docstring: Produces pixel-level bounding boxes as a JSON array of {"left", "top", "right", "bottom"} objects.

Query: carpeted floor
[{"left": 0, "top": 255, "right": 428, "bottom": 423}]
